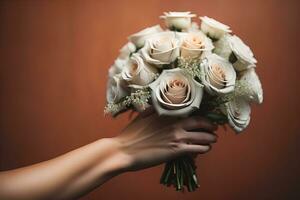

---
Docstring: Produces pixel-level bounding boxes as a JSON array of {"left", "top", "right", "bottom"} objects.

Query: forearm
[
  {"left": 0, "top": 115, "right": 217, "bottom": 199},
  {"left": 0, "top": 138, "right": 131, "bottom": 200}
]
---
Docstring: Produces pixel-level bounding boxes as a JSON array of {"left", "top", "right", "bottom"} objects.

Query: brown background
[{"left": 0, "top": 0, "right": 300, "bottom": 199}]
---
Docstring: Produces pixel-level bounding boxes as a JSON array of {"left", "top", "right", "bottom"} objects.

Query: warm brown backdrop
[{"left": 0, "top": 0, "right": 299, "bottom": 199}]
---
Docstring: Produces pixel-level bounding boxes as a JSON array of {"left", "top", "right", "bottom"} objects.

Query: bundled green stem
[
  {"left": 160, "top": 112, "right": 227, "bottom": 192},
  {"left": 160, "top": 156, "right": 198, "bottom": 192}
]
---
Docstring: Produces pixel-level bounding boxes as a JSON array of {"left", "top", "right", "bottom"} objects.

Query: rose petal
[
  {"left": 200, "top": 54, "right": 236, "bottom": 95},
  {"left": 122, "top": 53, "right": 157, "bottom": 86},
  {"left": 149, "top": 68, "right": 204, "bottom": 116},
  {"left": 141, "top": 32, "right": 180, "bottom": 65}
]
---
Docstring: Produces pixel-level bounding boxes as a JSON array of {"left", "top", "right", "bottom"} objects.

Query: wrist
[{"left": 98, "top": 137, "right": 133, "bottom": 174}]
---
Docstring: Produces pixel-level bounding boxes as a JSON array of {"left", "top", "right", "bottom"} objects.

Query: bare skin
[{"left": 0, "top": 113, "right": 217, "bottom": 200}]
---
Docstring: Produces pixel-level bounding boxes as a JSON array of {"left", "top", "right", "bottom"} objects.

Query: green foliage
[
  {"left": 169, "top": 26, "right": 182, "bottom": 32},
  {"left": 229, "top": 52, "right": 238, "bottom": 64}
]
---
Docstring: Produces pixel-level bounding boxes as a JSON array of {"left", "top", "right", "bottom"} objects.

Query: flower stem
[{"left": 160, "top": 156, "right": 199, "bottom": 192}]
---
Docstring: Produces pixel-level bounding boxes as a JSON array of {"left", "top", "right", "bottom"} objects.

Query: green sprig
[
  {"left": 177, "top": 57, "right": 203, "bottom": 80},
  {"left": 104, "top": 88, "right": 151, "bottom": 116}
]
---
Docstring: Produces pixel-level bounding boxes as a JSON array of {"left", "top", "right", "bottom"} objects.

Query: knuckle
[
  {"left": 173, "top": 131, "right": 183, "bottom": 142},
  {"left": 170, "top": 142, "right": 181, "bottom": 151},
  {"left": 177, "top": 143, "right": 186, "bottom": 151},
  {"left": 166, "top": 125, "right": 176, "bottom": 136},
  {"left": 169, "top": 127, "right": 183, "bottom": 140}
]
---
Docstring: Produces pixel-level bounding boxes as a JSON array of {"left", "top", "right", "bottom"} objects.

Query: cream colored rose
[
  {"left": 121, "top": 53, "right": 157, "bottom": 86},
  {"left": 119, "top": 42, "right": 136, "bottom": 60},
  {"left": 214, "top": 35, "right": 257, "bottom": 71},
  {"left": 106, "top": 74, "right": 128, "bottom": 103},
  {"left": 187, "top": 22, "right": 200, "bottom": 32},
  {"left": 229, "top": 35, "right": 257, "bottom": 71},
  {"left": 128, "top": 25, "right": 163, "bottom": 48},
  {"left": 180, "top": 31, "right": 214, "bottom": 58},
  {"left": 149, "top": 68, "right": 204, "bottom": 116},
  {"left": 160, "top": 11, "right": 196, "bottom": 30},
  {"left": 213, "top": 34, "right": 232, "bottom": 59},
  {"left": 200, "top": 54, "right": 236, "bottom": 95},
  {"left": 108, "top": 58, "right": 127, "bottom": 78},
  {"left": 141, "top": 32, "right": 180, "bottom": 65},
  {"left": 200, "top": 16, "right": 231, "bottom": 39},
  {"left": 222, "top": 97, "right": 251, "bottom": 133},
  {"left": 239, "top": 68, "right": 263, "bottom": 104}
]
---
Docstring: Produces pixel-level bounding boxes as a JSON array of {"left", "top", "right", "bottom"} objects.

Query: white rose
[
  {"left": 180, "top": 31, "right": 214, "bottom": 59},
  {"left": 200, "top": 16, "right": 231, "bottom": 40},
  {"left": 128, "top": 25, "right": 163, "bottom": 48},
  {"left": 187, "top": 22, "right": 200, "bottom": 32},
  {"left": 239, "top": 68, "right": 263, "bottom": 104},
  {"left": 121, "top": 53, "right": 158, "bottom": 86},
  {"left": 108, "top": 58, "right": 127, "bottom": 78},
  {"left": 214, "top": 35, "right": 257, "bottom": 71},
  {"left": 141, "top": 32, "right": 180, "bottom": 65},
  {"left": 119, "top": 42, "right": 136, "bottom": 60},
  {"left": 149, "top": 68, "right": 204, "bottom": 116},
  {"left": 200, "top": 54, "right": 236, "bottom": 95},
  {"left": 213, "top": 34, "right": 232, "bottom": 59},
  {"left": 222, "top": 97, "right": 251, "bottom": 133},
  {"left": 229, "top": 35, "right": 257, "bottom": 71},
  {"left": 106, "top": 74, "right": 128, "bottom": 103},
  {"left": 160, "top": 11, "right": 196, "bottom": 30}
]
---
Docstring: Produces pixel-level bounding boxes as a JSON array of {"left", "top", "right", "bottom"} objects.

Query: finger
[
  {"left": 177, "top": 116, "right": 218, "bottom": 132},
  {"left": 181, "top": 144, "right": 211, "bottom": 154},
  {"left": 182, "top": 131, "right": 217, "bottom": 145}
]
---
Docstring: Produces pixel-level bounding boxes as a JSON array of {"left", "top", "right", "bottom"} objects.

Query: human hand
[
  {"left": 0, "top": 110, "right": 217, "bottom": 200},
  {"left": 113, "top": 111, "right": 218, "bottom": 171}
]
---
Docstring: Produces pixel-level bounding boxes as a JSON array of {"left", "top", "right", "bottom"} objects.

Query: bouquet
[{"left": 105, "top": 11, "right": 263, "bottom": 192}]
